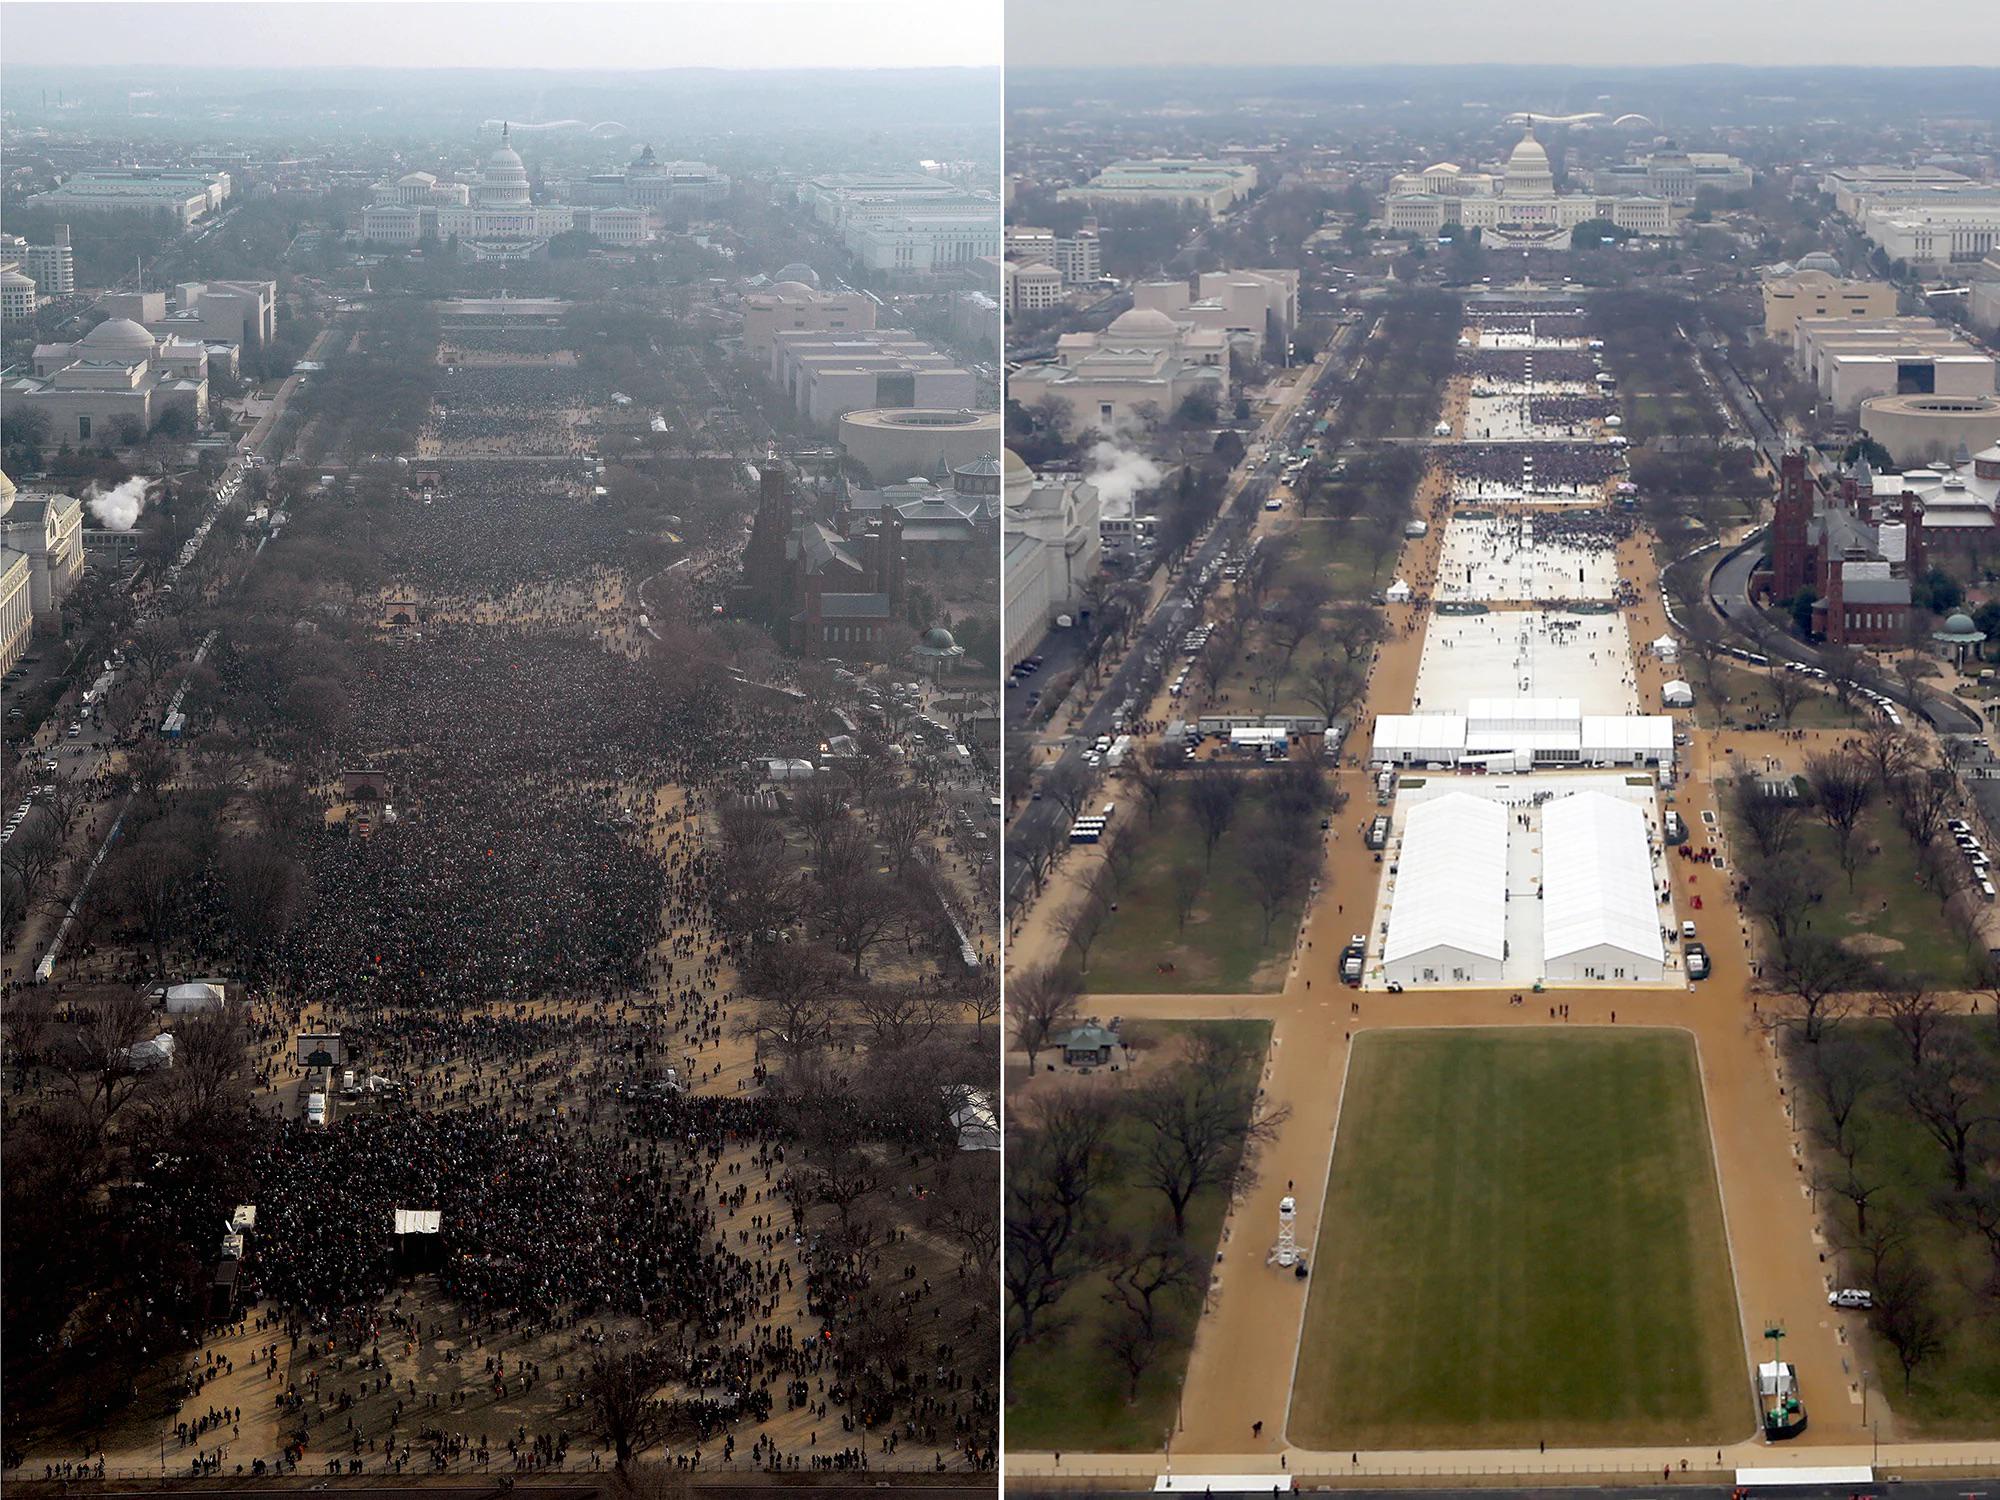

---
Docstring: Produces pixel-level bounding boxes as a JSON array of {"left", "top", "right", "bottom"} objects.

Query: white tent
[
  {"left": 1542, "top": 792, "right": 1665, "bottom": 983},
  {"left": 1382, "top": 793, "right": 1508, "bottom": 987},
  {"left": 1384, "top": 578, "right": 1413, "bottom": 603},
  {"left": 1649, "top": 635, "right": 1680, "bottom": 660},
  {"left": 1662, "top": 679, "right": 1694, "bottom": 708},
  {"left": 164, "top": 981, "right": 226, "bottom": 1014}
]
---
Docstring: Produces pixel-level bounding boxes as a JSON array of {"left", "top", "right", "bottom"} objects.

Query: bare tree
[
  {"left": 1874, "top": 982, "right": 1945, "bottom": 1070},
  {"left": 1871, "top": 1254, "right": 1947, "bottom": 1393},
  {"left": 1171, "top": 860, "right": 1205, "bottom": 934},
  {"left": 1806, "top": 751, "right": 1876, "bottom": 890},
  {"left": 1903, "top": 1030, "right": 2000, "bottom": 1191},
  {"left": 1769, "top": 666, "right": 1812, "bottom": 728},
  {"left": 1770, "top": 932, "right": 1867, "bottom": 1044},
  {"left": 1010, "top": 966, "right": 1080, "bottom": 1073},
  {"left": 583, "top": 1340, "right": 671, "bottom": 1468},
  {"left": 1241, "top": 819, "right": 1318, "bottom": 944},
  {"left": 1054, "top": 866, "right": 1117, "bottom": 973},
  {"left": 1299, "top": 653, "right": 1363, "bottom": 731},
  {"left": 735, "top": 941, "right": 845, "bottom": 1065},
  {"left": 1730, "top": 776, "right": 1805, "bottom": 863},
  {"left": 1891, "top": 766, "right": 1955, "bottom": 852},
  {"left": 1004, "top": 1091, "right": 1119, "bottom": 1355},
  {"left": 1185, "top": 768, "right": 1244, "bottom": 871},
  {"left": 1130, "top": 1028, "right": 1286, "bottom": 1234}
]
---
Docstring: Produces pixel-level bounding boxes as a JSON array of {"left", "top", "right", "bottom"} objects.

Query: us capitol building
[
  {"left": 360, "top": 125, "right": 649, "bottom": 261},
  {"left": 1384, "top": 128, "right": 1672, "bottom": 248}
]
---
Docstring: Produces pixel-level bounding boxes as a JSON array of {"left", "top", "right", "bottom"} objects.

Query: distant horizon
[
  {"left": 1, "top": 2, "right": 1001, "bottom": 71},
  {"left": 1005, "top": 0, "right": 2000, "bottom": 70}
]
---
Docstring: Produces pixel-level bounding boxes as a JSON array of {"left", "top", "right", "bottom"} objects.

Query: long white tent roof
[
  {"left": 1542, "top": 791, "right": 1663, "bottom": 966},
  {"left": 1384, "top": 793, "right": 1508, "bottom": 964}
]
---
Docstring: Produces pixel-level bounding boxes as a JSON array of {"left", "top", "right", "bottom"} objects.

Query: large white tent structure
[
  {"left": 1382, "top": 792, "right": 1508, "bottom": 986},
  {"left": 1541, "top": 791, "right": 1665, "bottom": 982}
]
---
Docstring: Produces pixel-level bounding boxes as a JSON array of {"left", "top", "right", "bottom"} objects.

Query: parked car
[{"left": 1828, "top": 1288, "right": 1873, "bottom": 1309}]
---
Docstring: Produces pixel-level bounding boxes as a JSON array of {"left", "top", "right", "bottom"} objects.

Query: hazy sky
[
  {"left": 1007, "top": 0, "right": 2000, "bottom": 69},
  {"left": 3, "top": 0, "right": 1001, "bottom": 70}
]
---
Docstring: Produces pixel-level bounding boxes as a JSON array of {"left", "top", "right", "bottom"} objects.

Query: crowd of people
[{"left": 1442, "top": 441, "right": 1625, "bottom": 493}]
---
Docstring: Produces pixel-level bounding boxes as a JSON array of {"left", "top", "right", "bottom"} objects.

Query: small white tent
[
  {"left": 1384, "top": 579, "right": 1414, "bottom": 603},
  {"left": 1662, "top": 679, "right": 1694, "bottom": 708},
  {"left": 165, "top": 981, "right": 226, "bottom": 1014},
  {"left": 1650, "top": 635, "right": 1680, "bottom": 661}
]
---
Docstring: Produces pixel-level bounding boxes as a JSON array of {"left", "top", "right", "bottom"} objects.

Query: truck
[
  {"left": 305, "top": 1092, "right": 329, "bottom": 1127},
  {"left": 1684, "top": 941, "right": 1710, "bottom": 981},
  {"left": 1340, "top": 935, "right": 1367, "bottom": 985}
]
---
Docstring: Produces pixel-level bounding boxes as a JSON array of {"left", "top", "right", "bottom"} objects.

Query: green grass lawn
[
  {"left": 1006, "top": 1019, "right": 1275, "bottom": 1451},
  {"left": 1797, "top": 1019, "right": 2000, "bottom": 1433},
  {"left": 1282, "top": 518, "right": 1386, "bottom": 603},
  {"left": 1785, "top": 809, "right": 1983, "bottom": 990},
  {"left": 1081, "top": 787, "right": 1305, "bottom": 994},
  {"left": 1289, "top": 1029, "right": 1747, "bottom": 1449},
  {"left": 1692, "top": 663, "right": 1862, "bottom": 731}
]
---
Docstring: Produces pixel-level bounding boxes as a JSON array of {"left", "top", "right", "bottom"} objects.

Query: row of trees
[{"left": 1004, "top": 1025, "right": 1282, "bottom": 1399}]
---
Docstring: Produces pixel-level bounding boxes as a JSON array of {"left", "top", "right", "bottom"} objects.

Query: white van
[{"left": 305, "top": 1092, "right": 328, "bottom": 1127}]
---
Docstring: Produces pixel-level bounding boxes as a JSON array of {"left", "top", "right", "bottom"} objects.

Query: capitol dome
[
  {"left": 1797, "top": 251, "right": 1842, "bottom": 275},
  {"left": 478, "top": 123, "right": 532, "bottom": 208},
  {"left": 80, "top": 317, "right": 156, "bottom": 361},
  {"left": 1501, "top": 127, "right": 1555, "bottom": 198},
  {"left": 1107, "top": 307, "right": 1179, "bottom": 339},
  {"left": 766, "top": 280, "right": 818, "bottom": 299},
  {"left": 774, "top": 262, "right": 821, "bottom": 290}
]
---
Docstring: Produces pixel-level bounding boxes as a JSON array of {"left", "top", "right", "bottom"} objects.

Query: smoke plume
[
  {"left": 1086, "top": 440, "right": 1164, "bottom": 511},
  {"left": 86, "top": 476, "right": 149, "bottom": 531}
]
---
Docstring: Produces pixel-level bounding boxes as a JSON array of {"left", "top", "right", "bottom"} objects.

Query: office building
[
  {"left": 1761, "top": 269, "right": 1898, "bottom": 336},
  {"left": 24, "top": 168, "right": 229, "bottom": 228},
  {"left": 767, "top": 329, "right": 976, "bottom": 428},
  {"left": 1594, "top": 145, "right": 1751, "bottom": 203},
  {"left": 741, "top": 279, "right": 876, "bottom": 359},
  {"left": 1792, "top": 315, "right": 1997, "bottom": 409},
  {"left": 1059, "top": 159, "right": 1259, "bottom": 217}
]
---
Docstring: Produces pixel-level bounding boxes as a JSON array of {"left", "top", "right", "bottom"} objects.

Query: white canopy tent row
[
  {"left": 1541, "top": 791, "right": 1666, "bottom": 983},
  {"left": 1382, "top": 793, "right": 1508, "bottom": 987}
]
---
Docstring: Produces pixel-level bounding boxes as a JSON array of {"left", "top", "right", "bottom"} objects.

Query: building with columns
[
  {"left": 6, "top": 317, "right": 209, "bottom": 445},
  {"left": 1007, "top": 304, "right": 1229, "bottom": 431},
  {"left": 1002, "top": 450, "right": 1101, "bottom": 669},
  {"left": 0, "top": 471, "right": 85, "bottom": 635},
  {"left": 0, "top": 546, "right": 31, "bottom": 673},
  {"left": 1386, "top": 128, "right": 1672, "bottom": 246},
  {"left": 360, "top": 125, "right": 647, "bottom": 259}
]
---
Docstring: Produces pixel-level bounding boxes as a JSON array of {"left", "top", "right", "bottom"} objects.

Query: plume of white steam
[
  {"left": 86, "top": 476, "right": 149, "bottom": 532},
  {"left": 1086, "top": 440, "right": 1164, "bottom": 511}
]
